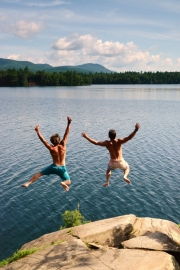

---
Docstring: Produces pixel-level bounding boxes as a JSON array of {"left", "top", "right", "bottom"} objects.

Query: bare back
[
  {"left": 49, "top": 142, "right": 66, "bottom": 166},
  {"left": 35, "top": 116, "right": 72, "bottom": 166},
  {"left": 82, "top": 123, "right": 140, "bottom": 162},
  {"left": 105, "top": 139, "right": 123, "bottom": 160}
]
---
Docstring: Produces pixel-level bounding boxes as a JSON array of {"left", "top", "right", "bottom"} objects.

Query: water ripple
[{"left": 0, "top": 86, "right": 180, "bottom": 260}]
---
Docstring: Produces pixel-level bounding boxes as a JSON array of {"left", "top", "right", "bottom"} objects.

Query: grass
[
  {"left": 0, "top": 248, "right": 39, "bottom": 267},
  {"left": 0, "top": 241, "right": 64, "bottom": 268}
]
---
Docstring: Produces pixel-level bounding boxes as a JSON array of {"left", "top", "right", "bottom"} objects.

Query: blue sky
[{"left": 0, "top": 0, "right": 180, "bottom": 72}]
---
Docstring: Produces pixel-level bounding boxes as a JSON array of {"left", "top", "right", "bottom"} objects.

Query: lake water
[{"left": 0, "top": 85, "right": 180, "bottom": 260}]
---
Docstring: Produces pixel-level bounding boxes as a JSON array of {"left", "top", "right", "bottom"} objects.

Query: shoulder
[
  {"left": 117, "top": 138, "right": 124, "bottom": 143},
  {"left": 104, "top": 140, "right": 111, "bottom": 146},
  {"left": 97, "top": 140, "right": 109, "bottom": 146},
  {"left": 59, "top": 141, "right": 66, "bottom": 147}
]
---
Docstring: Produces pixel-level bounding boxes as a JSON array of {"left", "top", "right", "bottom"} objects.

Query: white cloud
[
  {"left": 12, "top": 20, "right": 44, "bottom": 39},
  {"left": 7, "top": 54, "right": 20, "bottom": 60},
  {"left": 50, "top": 34, "right": 164, "bottom": 71},
  {"left": 1, "top": 0, "right": 67, "bottom": 7},
  {"left": 7, "top": 51, "right": 46, "bottom": 64},
  {"left": 163, "top": 58, "right": 173, "bottom": 66},
  {"left": 27, "top": 0, "right": 67, "bottom": 7},
  {"left": 52, "top": 34, "right": 96, "bottom": 51},
  {"left": 3, "top": 33, "right": 180, "bottom": 72}
]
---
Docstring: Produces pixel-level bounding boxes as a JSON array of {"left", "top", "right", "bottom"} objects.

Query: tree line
[
  {"left": 0, "top": 67, "right": 91, "bottom": 87},
  {"left": 0, "top": 67, "right": 180, "bottom": 86}
]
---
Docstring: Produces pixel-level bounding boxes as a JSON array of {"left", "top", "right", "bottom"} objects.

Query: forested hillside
[{"left": 0, "top": 67, "right": 180, "bottom": 87}]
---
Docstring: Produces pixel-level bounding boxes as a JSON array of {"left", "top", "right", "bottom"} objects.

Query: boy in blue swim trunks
[
  {"left": 21, "top": 116, "right": 72, "bottom": 191},
  {"left": 82, "top": 123, "right": 140, "bottom": 186}
]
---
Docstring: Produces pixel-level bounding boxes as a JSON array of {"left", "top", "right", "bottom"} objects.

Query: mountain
[
  {"left": 0, "top": 58, "right": 113, "bottom": 73},
  {"left": 0, "top": 58, "right": 52, "bottom": 72}
]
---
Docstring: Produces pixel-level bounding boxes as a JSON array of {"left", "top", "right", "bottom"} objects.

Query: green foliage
[
  {"left": 0, "top": 67, "right": 92, "bottom": 86},
  {"left": 0, "top": 248, "right": 39, "bottom": 267},
  {"left": 178, "top": 224, "right": 180, "bottom": 228},
  {"left": 60, "top": 204, "right": 90, "bottom": 229},
  {"left": 1, "top": 66, "right": 180, "bottom": 87},
  {"left": 0, "top": 241, "right": 64, "bottom": 267}
]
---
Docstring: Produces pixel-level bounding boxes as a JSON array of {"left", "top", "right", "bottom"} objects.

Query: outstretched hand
[
  {"left": 135, "top": 123, "right": 140, "bottom": 131},
  {"left": 67, "top": 116, "right": 72, "bottom": 124},
  {"left": 82, "top": 132, "right": 88, "bottom": 138},
  {"left": 34, "top": 125, "right": 40, "bottom": 132}
]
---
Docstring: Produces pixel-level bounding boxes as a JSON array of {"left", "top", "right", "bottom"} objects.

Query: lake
[{"left": 0, "top": 84, "right": 180, "bottom": 260}]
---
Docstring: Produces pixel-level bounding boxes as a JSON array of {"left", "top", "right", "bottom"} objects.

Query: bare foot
[
  {"left": 21, "top": 182, "right": 30, "bottom": 188},
  {"left": 60, "top": 182, "right": 69, "bottom": 191},
  {"left": 103, "top": 182, "right": 109, "bottom": 187},
  {"left": 123, "top": 177, "right": 131, "bottom": 184}
]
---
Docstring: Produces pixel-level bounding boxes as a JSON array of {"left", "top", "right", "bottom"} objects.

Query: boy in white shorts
[{"left": 82, "top": 123, "right": 140, "bottom": 186}]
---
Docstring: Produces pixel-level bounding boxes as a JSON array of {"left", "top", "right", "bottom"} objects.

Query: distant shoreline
[{"left": 0, "top": 68, "right": 180, "bottom": 87}]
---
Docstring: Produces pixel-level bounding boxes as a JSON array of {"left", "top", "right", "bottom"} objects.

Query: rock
[
  {"left": 2, "top": 239, "right": 180, "bottom": 270},
  {"left": 122, "top": 232, "right": 180, "bottom": 252},
  {"left": 21, "top": 227, "right": 73, "bottom": 250},
  {"left": 1, "top": 215, "right": 180, "bottom": 270},
  {"left": 71, "top": 214, "right": 136, "bottom": 247},
  {"left": 93, "top": 248, "right": 180, "bottom": 270},
  {"left": 131, "top": 217, "right": 180, "bottom": 245}
]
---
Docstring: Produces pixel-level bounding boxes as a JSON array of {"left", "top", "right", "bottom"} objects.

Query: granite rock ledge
[{"left": 2, "top": 214, "right": 180, "bottom": 270}]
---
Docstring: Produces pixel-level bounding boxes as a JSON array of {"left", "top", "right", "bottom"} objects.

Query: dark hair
[
  {"left": 109, "top": 129, "right": 116, "bottom": 140},
  {"left": 50, "top": 133, "right": 60, "bottom": 146}
]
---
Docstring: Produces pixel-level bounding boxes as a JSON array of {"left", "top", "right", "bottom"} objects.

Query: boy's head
[
  {"left": 50, "top": 133, "right": 60, "bottom": 146},
  {"left": 108, "top": 129, "right": 116, "bottom": 140}
]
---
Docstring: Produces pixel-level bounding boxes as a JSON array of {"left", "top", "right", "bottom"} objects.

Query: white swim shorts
[{"left": 108, "top": 158, "right": 129, "bottom": 171}]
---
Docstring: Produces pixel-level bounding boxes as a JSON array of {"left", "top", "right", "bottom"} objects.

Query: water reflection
[{"left": 0, "top": 85, "right": 180, "bottom": 101}]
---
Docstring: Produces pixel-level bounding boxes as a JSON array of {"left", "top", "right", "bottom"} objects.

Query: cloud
[
  {"left": 52, "top": 34, "right": 95, "bottom": 51},
  {"left": 2, "top": 0, "right": 67, "bottom": 7},
  {"left": 4, "top": 33, "right": 179, "bottom": 72},
  {"left": 7, "top": 54, "right": 20, "bottom": 60},
  {"left": 12, "top": 20, "right": 43, "bottom": 39},
  {"left": 27, "top": 0, "right": 67, "bottom": 7},
  {"left": 50, "top": 33, "right": 164, "bottom": 71},
  {"left": 6, "top": 51, "right": 46, "bottom": 64},
  {"left": 163, "top": 58, "right": 173, "bottom": 65}
]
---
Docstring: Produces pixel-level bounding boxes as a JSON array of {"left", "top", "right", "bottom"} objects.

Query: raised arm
[
  {"left": 82, "top": 132, "right": 107, "bottom": 146},
  {"left": 34, "top": 125, "right": 52, "bottom": 150},
  {"left": 62, "top": 116, "right": 72, "bottom": 143},
  {"left": 119, "top": 123, "right": 140, "bottom": 144}
]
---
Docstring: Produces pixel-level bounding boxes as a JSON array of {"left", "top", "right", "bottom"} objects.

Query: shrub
[{"left": 60, "top": 204, "right": 90, "bottom": 229}]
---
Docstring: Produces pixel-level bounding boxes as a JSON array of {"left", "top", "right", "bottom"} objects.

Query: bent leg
[
  {"left": 123, "top": 167, "right": 131, "bottom": 184},
  {"left": 103, "top": 169, "right": 111, "bottom": 187},
  {"left": 21, "top": 172, "right": 43, "bottom": 188},
  {"left": 60, "top": 180, "right": 71, "bottom": 192}
]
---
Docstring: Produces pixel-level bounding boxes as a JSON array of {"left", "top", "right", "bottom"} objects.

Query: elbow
[
  {"left": 91, "top": 140, "right": 98, "bottom": 145},
  {"left": 96, "top": 141, "right": 101, "bottom": 145}
]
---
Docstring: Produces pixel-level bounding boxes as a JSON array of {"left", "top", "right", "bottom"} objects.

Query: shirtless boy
[
  {"left": 21, "top": 116, "right": 72, "bottom": 191},
  {"left": 82, "top": 123, "right": 140, "bottom": 186}
]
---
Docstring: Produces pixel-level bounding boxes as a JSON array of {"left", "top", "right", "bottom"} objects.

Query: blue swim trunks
[{"left": 41, "top": 164, "right": 70, "bottom": 180}]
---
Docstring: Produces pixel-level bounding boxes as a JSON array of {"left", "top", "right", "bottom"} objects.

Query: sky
[{"left": 0, "top": 0, "right": 180, "bottom": 72}]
